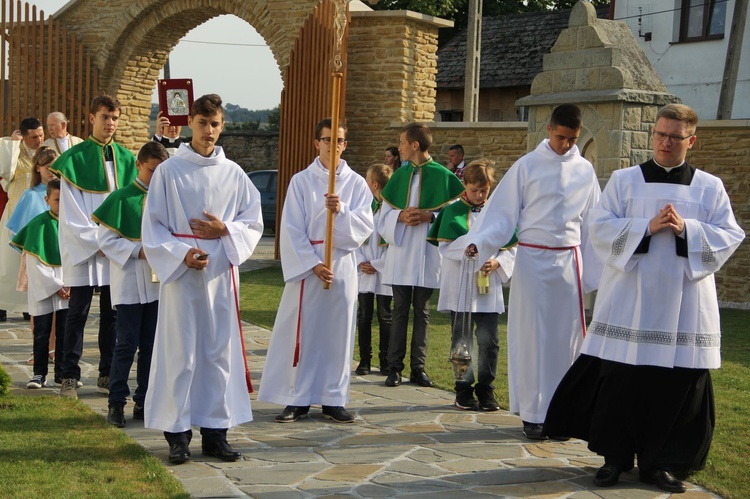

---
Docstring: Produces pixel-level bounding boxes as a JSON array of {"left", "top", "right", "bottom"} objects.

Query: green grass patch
[
  {"left": 239, "top": 265, "right": 750, "bottom": 498},
  {"left": 0, "top": 395, "right": 187, "bottom": 498}
]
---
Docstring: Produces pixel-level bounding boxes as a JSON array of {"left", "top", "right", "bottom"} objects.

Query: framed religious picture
[{"left": 158, "top": 78, "right": 194, "bottom": 126}]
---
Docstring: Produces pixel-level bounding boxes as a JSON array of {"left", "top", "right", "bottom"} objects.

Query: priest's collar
[{"left": 653, "top": 158, "right": 685, "bottom": 172}]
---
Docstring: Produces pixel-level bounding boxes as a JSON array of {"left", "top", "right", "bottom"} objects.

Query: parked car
[{"left": 247, "top": 169, "right": 277, "bottom": 233}]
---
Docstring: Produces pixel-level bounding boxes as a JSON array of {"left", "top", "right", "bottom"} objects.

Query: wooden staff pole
[{"left": 324, "top": 72, "right": 343, "bottom": 290}]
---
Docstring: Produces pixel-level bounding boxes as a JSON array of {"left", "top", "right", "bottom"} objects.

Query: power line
[
  {"left": 613, "top": 0, "right": 727, "bottom": 22},
  {"left": 180, "top": 39, "right": 267, "bottom": 47}
]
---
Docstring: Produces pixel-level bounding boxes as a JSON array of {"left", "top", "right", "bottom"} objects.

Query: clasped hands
[
  {"left": 399, "top": 207, "right": 432, "bottom": 226},
  {"left": 649, "top": 203, "right": 685, "bottom": 236}
]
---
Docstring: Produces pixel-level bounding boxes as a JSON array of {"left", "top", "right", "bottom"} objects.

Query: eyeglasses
[
  {"left": 318, "top": 137, "right": 346, "bottom": 145},
  {"left": 652, "top": 130, "right": 693, "bottom": 143}
]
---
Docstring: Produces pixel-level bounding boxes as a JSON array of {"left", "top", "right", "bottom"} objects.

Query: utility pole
[
  {"left": 463, "top": 0, "right": 482, "bottom": 122},
  {"left": 717, "top": 0, "right": 747, "bottom": 119}
]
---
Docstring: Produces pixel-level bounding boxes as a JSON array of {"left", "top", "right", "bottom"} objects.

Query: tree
[
  {"left": 373, "top": 0, "right": 610, "bottom": 41},
  {"left": 266, "top": 105, "right": 280, "bottom": 131}
]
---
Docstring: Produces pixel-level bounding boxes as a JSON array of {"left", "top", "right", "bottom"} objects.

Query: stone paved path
[{"left": 0, "top": 239, "right": 718, "bottom": 498}]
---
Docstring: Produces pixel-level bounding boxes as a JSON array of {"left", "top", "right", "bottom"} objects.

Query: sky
[{"left": 14, "top": 1, "right": 284, "bottom": 111}]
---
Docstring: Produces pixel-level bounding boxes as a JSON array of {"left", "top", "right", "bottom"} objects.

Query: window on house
[
  {"left": 680, "top": 0, "right": 726, "bottom": 41},
  {"left": 439, "top": 110, "right": 464, "bottom": 122}
]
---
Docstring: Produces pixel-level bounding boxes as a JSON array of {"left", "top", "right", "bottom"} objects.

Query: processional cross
[{"left": 323, "top": 0, "right": 380, "bottom": 289}]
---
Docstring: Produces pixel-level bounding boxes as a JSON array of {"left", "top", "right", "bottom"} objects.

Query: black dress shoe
[
  {"left": 639, "top": 469, "right": 687, "bottom": 493},
  {"left": 593, "top": 464, "right": 628, "bottom": 487},
  {"left": 107, "top": 405, "right": 126, "bottom": 428},
  {"left": 522, "top": 422, "right": 548, "bottom": 440},
  {"left": 385, "top": 371, "right": 402, "bottom": 387},
  {"left": 275, "top": 405, "right": 310, "bottom": 423},
  {"left": 355, "top": 361, "right": 371, "bottom": 375},
  {"left": 409, "top": 369, "right": 434, "bottom": 387},
  {"left": 322, "top": 405, "right": 355, "bottom": 423},
  {"left": 168, "top": 442, "right": 190, "bottom": 464},
  {"left": 202, "top": 440, "right": 241, "bottom": 462}
]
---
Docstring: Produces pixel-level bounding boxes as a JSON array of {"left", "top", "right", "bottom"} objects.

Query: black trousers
[
  {"left": 32, "top": 309, "right": 67, "bottom": 379},
  {"left": 387, "top": 285, "right": 432, "bottom": 373},
  {"left": 356, "top": 292, "right": 392, "bottom": 366},
  {"left": 60, "top": 285, "right": 117, "bottom": 380},
  {"left": 164, "top": 428, "right": 228, "bottom": 446}
]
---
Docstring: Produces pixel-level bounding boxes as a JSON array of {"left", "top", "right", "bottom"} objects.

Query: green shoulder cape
[
  {"left": 366, "top": 198, "right": 387, "bottom": 247},
  {"left": 91, "top": 180, "right": 147, "bottom": 241},
  {"left": 427, "top": 197, "right": 518, "bottom": 249},
  {"left": 50, "top": 136, "right": 136, "bottom": 193},
  {"left": 381, "top": 158, "right": 464, "bottom": 211},
  {"left": 10, "top": 210, "right": 61, "bottom": 267}
]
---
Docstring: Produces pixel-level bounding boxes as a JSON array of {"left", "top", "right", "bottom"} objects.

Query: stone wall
[
  {"left": 54, "top": 0, "right": 321, "bottom": 150},
  {"left": 217, "top": 130, "right": 279, "bottom": 173},
  {"left": 686, "top": 121, "right": 750, "bottom": 306},
  {"left": 345, "top": 11, "right": 453, "bottom": 171}
]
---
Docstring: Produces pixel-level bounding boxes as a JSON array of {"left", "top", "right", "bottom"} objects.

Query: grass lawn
[
  {"left": 0, "top": 395, "right": 187, "bottom": 498},
  {"left": 240, "top": 265, "right": 750, "bottom": 499}
]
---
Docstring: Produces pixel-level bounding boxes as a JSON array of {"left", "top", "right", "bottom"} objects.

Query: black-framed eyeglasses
[
  {"left": 318, "top": 137, "right": 346, "bottom": 145},
  {"left": 652, "top": 130, "right": 693, "bottom": 143}
]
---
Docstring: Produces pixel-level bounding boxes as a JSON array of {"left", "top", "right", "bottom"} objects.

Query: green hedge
[{"left": 0, "top": 363, "right": 11, "bottom": 396}]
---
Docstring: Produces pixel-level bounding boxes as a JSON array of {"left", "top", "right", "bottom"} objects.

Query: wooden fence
[
  {"left": 1, "top": 0, "right": 98, "bottom": 137},
  {"left": 276, "top": 0, "right": 348, "bottom": 248}
]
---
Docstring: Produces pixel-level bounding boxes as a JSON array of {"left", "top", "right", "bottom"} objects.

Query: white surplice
[
  {"left": 456, "top": 140, "right": 601, "bottom": 423},
  {"left": 58, "top": 163, "right": 116, "bottom": 287},
  {"left": 379, "top": 170, "right": 441, "bottom": 288},
  {"left": 142, "top": 145, "right": 263, "bottom": 433},
  {"left": 356, "top": 204, "right": 391, "bottom": 296},
  {"left": 97, "top": 225, "right": 158, "bottom": 306},
  {"left": 582, "top": 166, "right": 745, "bottom": 369},
  {"left": 437, "top": 209, "right": 515, "bottom": 314},
  {"left": 258, "top": 158, "right": 373, "bottom": 407},
  {"left": 26, "top": 254, "right": 68, "bottom": 316}
]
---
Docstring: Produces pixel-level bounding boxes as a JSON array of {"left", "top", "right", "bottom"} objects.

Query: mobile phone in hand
[{"left": 196, "top": 253, "right": 209, "bottom": 261}]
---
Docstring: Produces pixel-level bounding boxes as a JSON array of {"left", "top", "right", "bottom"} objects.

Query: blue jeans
[
  {"left": 61, "top": 285, "right": 117, "bottom": 380},
  {"left": 356, "top": 293, "right": 392, "bottom": 366},
  {"left": 450, "top": 311, "right": 500, "bottom": 391},
  {"left": 388, "top": 285, "right": 432, "bottom": 372},
  {"left": 108, "top": 301, "right": 158, "bottom": 407},
  {"left": 32, "top": 309, "right": 67, "bottom": 379}
]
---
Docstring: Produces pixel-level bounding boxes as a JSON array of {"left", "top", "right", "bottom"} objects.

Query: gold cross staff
[{"left": 323, "top": 0, "right": 380, "bottom": 289}]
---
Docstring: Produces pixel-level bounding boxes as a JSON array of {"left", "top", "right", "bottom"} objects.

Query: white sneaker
[
  {"left": 27, "top": 375, "right": 47, "bottom": 389},
  {"left": 60, "top": 378, "right": 78, "bottom": 398}
]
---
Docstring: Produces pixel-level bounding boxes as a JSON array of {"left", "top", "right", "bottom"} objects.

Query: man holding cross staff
[{"left": 258, "top": 117, "right": 373, "bottom": 424}]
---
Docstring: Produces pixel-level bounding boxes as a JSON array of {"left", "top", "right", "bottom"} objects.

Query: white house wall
[{"left": 615, "top": 0, "right": 750, "bottom": 119}]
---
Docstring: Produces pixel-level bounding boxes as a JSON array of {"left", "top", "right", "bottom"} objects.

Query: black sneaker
[
  {"left": 97, "top": 376, "right": 110, "bottom": 395},
  {"left": 355, "top": 361, "right": 371, "bottom": 375},
  {"left": 454, "top": 388, "right": 479, "bottom": 410},
  {"left": 522, "top": 421, "right": 548, "bottom": 440},
  {"left": 27, "top": 375, "right": 47, "bottom": 389},
  {"left": 107, "top": 405, "right": 126, "bottom": 428},
  {"left": 133, "top": 404, "right": 145, "bottom": 420},
  {"left": 475, "top": 387, "right": 500, "bottom": 411}
]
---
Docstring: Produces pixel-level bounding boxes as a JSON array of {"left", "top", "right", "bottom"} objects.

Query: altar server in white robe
[
  {"left": 545, "top": 104, "right": 745, "bottom": 493},
  {"left": 258, "top": 118, "right": 374, "bottom": 424},
  {"left": 460, "top": 104, "right": 601, "bottom": 440},
  {"left": 142, "top": 94, "right": 263, "bottom": 465}
]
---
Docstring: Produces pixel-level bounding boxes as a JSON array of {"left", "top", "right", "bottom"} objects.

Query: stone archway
[{"left": 53, "top": 0, "right": 321, "bottom": 149}]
